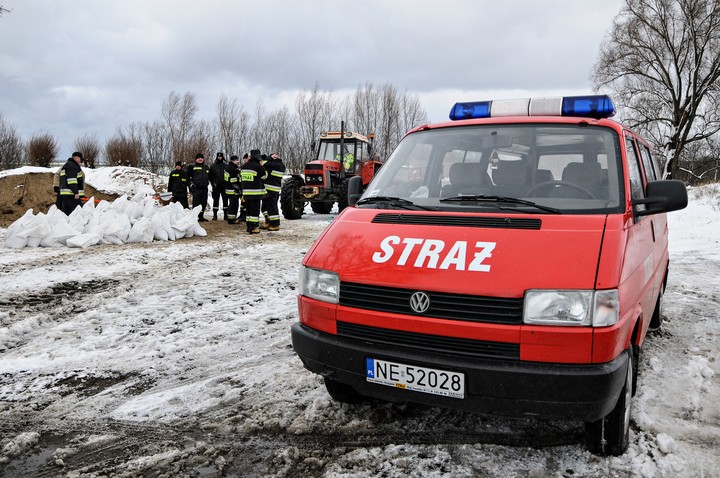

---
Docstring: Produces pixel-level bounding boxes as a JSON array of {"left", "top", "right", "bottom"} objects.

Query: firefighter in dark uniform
[
  {"left": 224, "top": 155, "right": 242, "bottom": 224},
  {"left": 168, "top": 161, "right": 189, "bottom": 208},
  {"left": 187, "top": 153, "right": 211, "bottom": 221},
  {"left": 59, "top": 151, "right": 85, "bottom": 215},
  {"left": 261, "top": 152, "right": 286, "bottom": 231},
  {"left": 241, "top": 149, "right": 267, "bottom": 234},
  {"left": 210, "top": 152, "right": 229, "bottom": 220}
]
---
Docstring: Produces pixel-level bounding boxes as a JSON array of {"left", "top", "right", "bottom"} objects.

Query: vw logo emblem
[{"left": 409, "top": 291, "right": 431, "bottom": 314}]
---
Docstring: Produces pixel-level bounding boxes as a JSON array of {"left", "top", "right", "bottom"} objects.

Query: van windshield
[{"left": 360, "top": 124, "right": 625, "bottom": 214}]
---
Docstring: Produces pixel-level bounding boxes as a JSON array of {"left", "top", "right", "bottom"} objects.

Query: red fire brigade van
[{"left": 291, "top": 95, "right": 688, "bottom": 456}]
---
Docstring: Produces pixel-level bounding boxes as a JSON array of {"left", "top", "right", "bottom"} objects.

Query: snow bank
[{"left": 4, "top": 187, "right": 206, "bottom": 249}]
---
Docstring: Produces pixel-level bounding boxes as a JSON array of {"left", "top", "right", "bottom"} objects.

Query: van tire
[
  {"left": 584, "top": 347, "right": 633, "bottom": 456},
  {"left": 648, "top": 288, "right": 664, "bottom": 331},
  {"left": 324, "top": 377, "right": 365, "bottom": 404}
]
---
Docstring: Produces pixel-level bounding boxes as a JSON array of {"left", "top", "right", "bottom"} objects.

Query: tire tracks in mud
[{"left": 1, "top": 417, "right": 583, "bottom": 478}]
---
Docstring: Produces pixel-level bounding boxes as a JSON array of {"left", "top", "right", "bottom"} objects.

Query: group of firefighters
[{"left": 167, "top": 149, "right": 286, "bottom": 234}]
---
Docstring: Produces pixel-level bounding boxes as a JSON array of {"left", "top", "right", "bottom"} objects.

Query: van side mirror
[
  {"left": 348, "top": 176, "right": 364, "bottom": 206},
  {"left": 634, "top": 180, "right": 688, "bottom": 216}
]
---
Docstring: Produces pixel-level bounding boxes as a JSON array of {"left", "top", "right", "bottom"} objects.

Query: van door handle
[{"left": 651, "top": 219, "right": 656, "bottom": 242}]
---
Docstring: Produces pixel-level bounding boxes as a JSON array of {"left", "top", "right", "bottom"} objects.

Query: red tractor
[{"left": 280, "top": 123, "right": 382, "bottom": 219}]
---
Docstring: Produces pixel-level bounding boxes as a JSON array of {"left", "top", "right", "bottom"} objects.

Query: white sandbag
[
  {"left": 40, "top": 213, "right": 79, "bottom": 247},
  {"left": 21, "top": 222, "right": 51, "bottom": 248},
  {"left": 4, "top": 210, "right": 37, "bottom": 248},
  {"left": 66, "top": 232, "right": 102, "bottom": 248},
  {"left": 7, "top": 209, "right": 36, "bottom": 235},
  {"left": 109, "top": 195, "right": 129, "bottom": 214},
  {"left": 192, "top": 223, "right": 207, "bottom": 237},
  {"left": 97, "top": 209, "right": 130, "bottom": 244},
  {"left": 152, "top": 213, "right": 169, "bottom": 241},
  {"left": 82, "top": 197, "right": 96, "bottom": 212},
  {"left": 85, "top": 220, "right": 109, "bottom": 242},
  {"left": 127, "top": 217, "right": 155, "bottom": 243},
  {"left": 124, "top": 201, "right": 141, "bottom": 223},
  {"left": 95, "top": 199, "right": 111, "bottom": 212},
  {"left": 112, "top": 213, "right": 132, "bottom": 243},
  {"left": 68, "top": 206, "right": 90, "bottom": 232},
  {"left": 131, "top": 185, "right": 155, "bottom": 202},
  {"left": 4, "top": 231, "right": 29, "bottom": 248},
  {"left": 102, "top": 235, "right": 124, "bottom": 245}
]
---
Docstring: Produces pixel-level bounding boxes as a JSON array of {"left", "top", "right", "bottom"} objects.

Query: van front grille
[{"left": 340, "top": 282, "right": 523, "bottom": 325}]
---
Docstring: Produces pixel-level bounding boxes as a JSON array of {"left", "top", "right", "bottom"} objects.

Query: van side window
[
  {"left": 625, "top": 133, "right": 646, "bottom": 212},
  {"left": 638, "top": 144, "right": 659, "bottom": 181}
]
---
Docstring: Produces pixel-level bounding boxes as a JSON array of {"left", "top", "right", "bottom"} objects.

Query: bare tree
[
  {"left": 350, "top": 82, "right": 427, "bottom": 161},
  {"left": 294, "top": 85, "right": 338, "bottom": 172},
  {"left": 264, "top": 106, "right": 294, "bottom": 160},
  {"left": 143, "top": 120, "right": 171, "bottom": 174},
  {"left": 105, "top": 132, "right": 142, "bottom": 168},
  {"left": 185, "top": 119, "right": 213, "bottom": 160},
  {"left": 249, "top": 99, "right": 271, "bottom": 153},
  {"left": 0, "top": 5, "right": 10, "bottom": 16},
  {"left": 74, "top": 134, "right": 101, "bottom": 168},
  {"left": 398, "top": 91, "right": 428, "bottom": 143},
  {"left": 593, "top": 0, "right": 720, "bottom": 179},
  {"left": 216, "top": 94, "right": 251, "bottom": 157},
  {"left": 161, "top": 91, "right": 199, "bottom": 163},
  {"left": 26, "top": 133, "right": 58, "bottom": 167},
  {"left": 0, "top": 114, "right": 23, "bottom": 170},
  {"left": 353, "top": 82, "right": 382, "bottom": 143}
]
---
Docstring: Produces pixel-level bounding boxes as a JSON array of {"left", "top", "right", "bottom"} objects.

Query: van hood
[{"left": 305, "top": 209, "right": 607, "bottom": 297}]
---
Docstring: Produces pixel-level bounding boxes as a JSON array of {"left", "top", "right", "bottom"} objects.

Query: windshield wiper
[
  {"left": 355, "top": 196, "right": 432, "bottom": 210},
  {"left": 439, "top": 195, "right": 561, "bottom": 214}
]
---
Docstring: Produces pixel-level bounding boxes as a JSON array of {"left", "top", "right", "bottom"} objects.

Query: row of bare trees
[{"left": 0, "top": 82, "right": 426, "bottom": 176}]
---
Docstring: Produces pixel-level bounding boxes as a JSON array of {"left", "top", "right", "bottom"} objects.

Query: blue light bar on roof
[{"left": 449, "top": 95, "right": 616, "bottom": 120}]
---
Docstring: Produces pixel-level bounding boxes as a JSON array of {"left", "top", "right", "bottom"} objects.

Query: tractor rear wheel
[
  {"left": 280, "top": 176, "right": 305, "bottom": 220},
  {"left": 337, "top": 177, "right": 351, "bottom": 213}
]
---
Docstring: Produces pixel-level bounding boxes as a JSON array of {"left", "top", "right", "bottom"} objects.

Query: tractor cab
[{"left": 315, "top": 132, "right": 371, "bottom": 174}]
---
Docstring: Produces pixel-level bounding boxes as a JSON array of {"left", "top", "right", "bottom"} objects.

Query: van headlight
[
  {"left": 299, "top": 266, "right": 340, "bottom": 304},
  {"left": 524, "top": 289, "right": 619, "bottom": 327}
]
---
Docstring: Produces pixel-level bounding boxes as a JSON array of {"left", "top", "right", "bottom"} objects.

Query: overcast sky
[{"left": 0, "top": 1, "right": 624, "bottom": 156}]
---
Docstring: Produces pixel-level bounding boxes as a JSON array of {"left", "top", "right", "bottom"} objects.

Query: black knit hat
[
  {"left": 72, "top": 151, "right": 83, "bottom": 159},
  {"left": 250, "top": 149, "right": 262, "bottom": 161},
  {"left": 195, "top": 153, "right": 204, "bottom": 159},
  {"left": 230, "top": 155, "right": 239, "bottom": 161},
  {"left": 175, "top": 161, "right": 183, "bottom": 167}
]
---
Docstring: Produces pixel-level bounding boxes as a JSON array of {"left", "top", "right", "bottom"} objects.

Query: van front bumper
[{"left": 291, "top": 322, "right": 628, "bottom": 422}]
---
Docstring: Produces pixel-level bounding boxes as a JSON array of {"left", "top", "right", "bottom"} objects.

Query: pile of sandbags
[{"left": 4, "top": 187, "right": 207, "bottom": 249}]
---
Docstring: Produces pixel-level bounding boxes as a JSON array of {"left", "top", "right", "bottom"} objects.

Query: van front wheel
[
  {"left": 324, "top": 377, "right": 365, "bottom": 404},
  {"left": 584, "top": 347, "right": 633, "bottom": 456},
  {"left": 648, "top": 288, "right": 664, "bottom": 331}
]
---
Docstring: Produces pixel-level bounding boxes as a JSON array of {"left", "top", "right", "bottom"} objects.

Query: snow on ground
[{"left": 0, "top": 177, "right": 718, "bottom": 477}]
